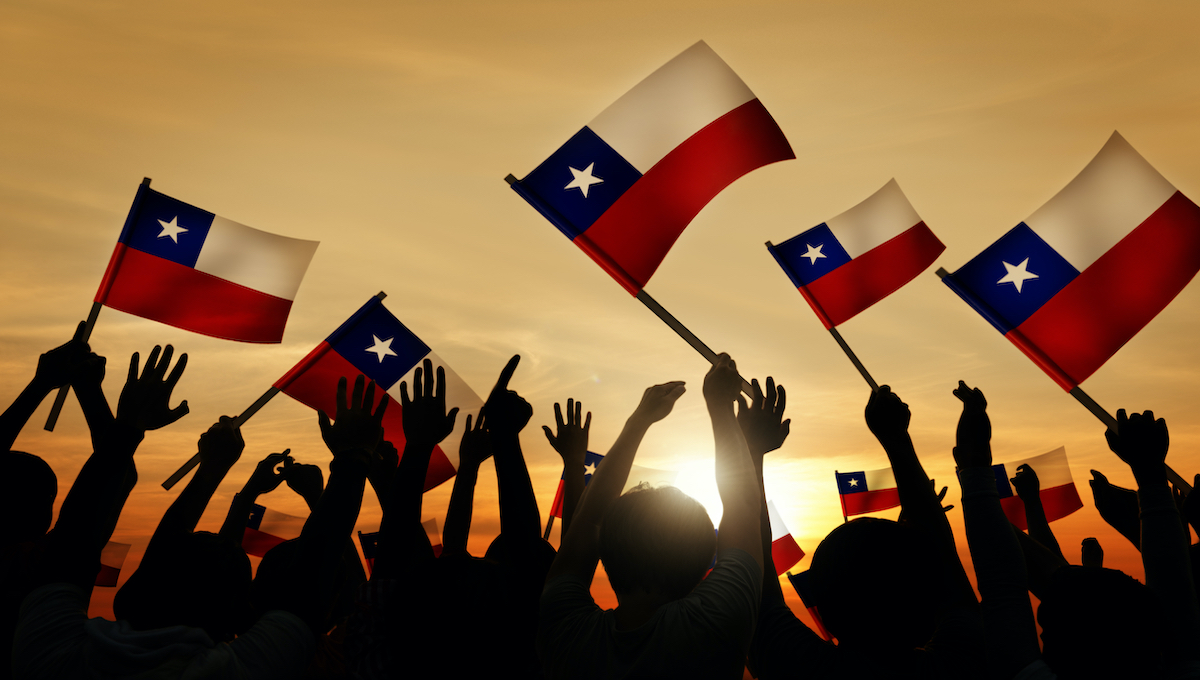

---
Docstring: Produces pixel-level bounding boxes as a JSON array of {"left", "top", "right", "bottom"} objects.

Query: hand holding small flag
[
  {"left": 1105, "top": 409, "right": 1170, "bottom": 486},
  {"left": 864, "top": 385, "right": 911, "bottom": 444},
  {"left": 34, "top": 321, "right": 96, "bottom": 391},
  {"left": 196, "top": 416, "right": 245, "bottom": 472}
]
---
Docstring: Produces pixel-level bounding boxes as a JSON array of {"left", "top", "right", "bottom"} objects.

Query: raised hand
[
  {"left": 34, "top": 321, "right": 96, "bottom": 389},
  {"left": 952, "top": 380, "right": 991, "bottom": 469},
  {"left": 460, "top": 411, "right": 493, "bottom": 469},
  {"left": 635, "top": 381, "right": 687, "bottom": 424},
  {"left": 285, "top": 462, "right": 325, "bottom": 510},
  {"left": 736, "top": 377, "right": 790, "bottom": 457},
  {"left": 1081, "top": 537, "right": 1104, "bottom": 568},
  {"left": 197, "top": 416, "right": 245, "bottom": 471},
  {"left": 366, "top": 439, "right": 399, "bottom": 500},
  {"left": 1089, "top": 469, "right": 1141, "bottom": 549},
  {"left": 1010, "top": 464, "right": 1041, "bottom": 501},
  {"left": 399, "top": 358, "right": 459, "bottom": 450},
  {"left": 244, "top": 450, "right": 293, "bottom": 497},
  {"left": 116, "top": 345, "right": 188, "bottom": 432},
  {"left": 484, "top": 355, "right": 532, "bottom": 437},
  {"left": 318, "top": 375, "right": 387, "bottom": 460},
  {"left": 702, "top": 353, "right": 739, "bottom": 406},
  {"left": 543, "top": 399, "right": 590, "bottom": 463},
  {"left": 865, "top": 385, "right": 910, "bottom": 443},
  {"left": 1106, "top": 409, "right": 1170, "bottom": 485}
]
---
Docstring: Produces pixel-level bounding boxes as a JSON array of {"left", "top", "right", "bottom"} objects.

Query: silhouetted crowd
[{"left": 4, "top": 327, "right": 1200, "bottom": 679}]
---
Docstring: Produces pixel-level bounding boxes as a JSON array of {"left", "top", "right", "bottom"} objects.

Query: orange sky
[{"left": 3, "top": 0, "right": 1199, "bottom": 621}]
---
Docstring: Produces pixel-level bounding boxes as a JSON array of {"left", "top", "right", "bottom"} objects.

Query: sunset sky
[{"left": 3, "top": 0, "right": 1200, "bottom": 622}]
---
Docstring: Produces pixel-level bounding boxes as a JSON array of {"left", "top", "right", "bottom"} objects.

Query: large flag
[
  {"left": 510, "top": 40, "right": 794, "bottom": 294},
  {"left": 95, "top": 541, "right": 131, "bottom": 587},
  {"left": 767, "top": 500, "right": 805, "bottom": 576},
  {"left": 767, "top": 179, "right": 944, "bottom": 329},
  {"left": 991, "top": 447, "right": 1083, "bottom": 531},
  {"left": 358, "top": 519, "right": 442, "bottom": 574},
  {"left": 787, "top": 570, "right": 833, "bottom": 641},
  {"left": 95, "top": 183, "right": 319, "bottom": 343},
  {"left": 835, "top": 466, "right": 900, "bottom": 517},
  {"left": 549, "top": 450, "right": 605, "bottom": 518},
  {"left": 941, "top": 132, "right": 1200, "bottom": 390},
  {"left": 242, "top": 500, "right": 306, "bottom": 557},
  {"left": 273, "top": 296, "right": 484, "bottom": 491}
]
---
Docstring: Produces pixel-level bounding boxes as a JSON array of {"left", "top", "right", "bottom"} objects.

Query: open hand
[
  {"left": 736, "top": 377, "right": 790, "bottom": 456},
  {"left": 116, "top": 345, "right": 188, "bottom": 431},
  {"left": 460, "top": 411, "right": 493, "bottom": 469},
  {"left": 318, "top": 375, "right": 387, "bottom": 460},
  {"left": 399, "top": 358, "right": 459, "bottom": 449},
  {"left": 543, "top": 399, "right": 590, "bottom": 464}
]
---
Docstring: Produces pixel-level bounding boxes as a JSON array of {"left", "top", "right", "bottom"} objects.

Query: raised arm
[
  {"left": 707, "top": 354, "right": 762, "bottom": 566},
  {"left": 543, "top": 399, "right": 591, "bottom": 536},
  {"left": 485, "top": 356, "right": 541, "bottom": 545},
  {"left": 441, "top": 410, "right": 490, "bottom": 557},
  {"left": 0, "top": 322, "right": 98, "bottom": 451},
  {"left": 218, "top": 450, "right": 293, "bottom": 545},
  {"left": 1011, "top": 464, "right": 1065, "bottom": 561}
]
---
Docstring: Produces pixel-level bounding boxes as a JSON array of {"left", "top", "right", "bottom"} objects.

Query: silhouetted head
[
  {"left": 599, "top": 484, "right": 715, "bottom": 602},
  {"left": 807, "top": 518, "right": 940, "bottom": 650},
  {"left": 1, "top": 451, "right": 57, "bottom": 542},
  {"left": 1039, "top": 566, "right": 1164, "bottom": 680},
  {"left": 114, "top": 532, "right": 253, "bottom": 641}
]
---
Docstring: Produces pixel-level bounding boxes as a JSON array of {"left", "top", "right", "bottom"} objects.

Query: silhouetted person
[{"left": 543, "top": 398, "right": 591, "bottom": 536}]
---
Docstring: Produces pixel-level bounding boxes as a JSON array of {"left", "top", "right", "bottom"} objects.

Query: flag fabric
[
  {"left": 767, "top": 179, "right": 944, "bottom": 329},
  {"left": 242, "top": 500, "right": 306, "bottom": 557},
  {"left": 510, "top": 40, "right": 794, "bottom": 295},
  {"left": 358, "top": 519, "right": 442, "bottom": 575},
  {"left": 623, "top": 464, "right": 680, "bottom": 492},
  {"left": 991, "top": 447, "right": 1083, "bottom": 531},
  {"left": 941, "top": 132, "right": 1200, "bottom": 391},
  {"left": 836, "top": 466, "right": 900, "bottom": 517},
  {"left": 95, "top": 541, "right": 131, "bottom": 587},
  {"left": 549, "top": 450, "right": 605, "bottom": 518},
  {"left": 95, "top": 183, "right": 319, "bottom": 343},
  {"left": 767, "top": 500, "right": 805, "bottom": 576},
  {"left": 787, "top": 570, "right": 833, "bottom": 641},
  {"left": 273, "top": 295, "right": 484, "bottom": 491}
]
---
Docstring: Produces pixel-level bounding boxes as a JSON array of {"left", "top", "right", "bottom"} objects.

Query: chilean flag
[
  {"left": 95, "top": 183, "right": 318, "bottom": 343},
  {"left": 767, "top": 500, "right": 805, "bottom": 576},
  {"left": 942, "top": 132, "right": 1200, "bottom": 390},
  {"left": 549, "top": 450, "right": 604, "bottom": 519},
  {"left": 273, "top": 296, "right": 484, "bottom": 491},
  {"left": 242, "top": 501, "right": 306, "bottom": 557},
  {"left": 767, "top": 179, "right": 944, "bottom": 329},
  {"left": 358, "top": 519, "right": 442, "bottom": 574},
  {"left": 835, "top": 466, "right": 900, "bottom": 517},
  {"left": 510, "top": 40, "right": 795, "bottom": 294},
  {"left": 787, "top": 570, "right": 833, "bottom": 641},
  {"left": 991, "top": 447, "right": 1083, "bottom": 531},
  {"left": 94, "top": 541, "right": 131, "bottom": 587}
]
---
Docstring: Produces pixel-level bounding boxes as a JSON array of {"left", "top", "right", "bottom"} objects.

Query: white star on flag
[
  {"left": 584, "top": 462, "right": 597, "bottom": 477},
  {"left": 802, "top": 243, "right": 827, "bottom": 265},
  {"left": 565, "top": 162, "right": 604, "bottom": 198},
  {"left": 998, "top": 258, "right": 1039, "bottom": 293},
  {"left": 156, "top": 216, "right": 188, "bottom": 243},
  {"left": 364, "top": 335, "right": 397, "bottom": 363},
  {"left": 848, "top": 478, "right": 859, "bottom": 487}
]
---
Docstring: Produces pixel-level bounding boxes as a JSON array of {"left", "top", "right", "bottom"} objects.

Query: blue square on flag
[
  {"left": 951, "top": 223, "right": 1079, "bottom": 332},
  {"left": 520, "top": 127, "right": 643, "bottom": 238},
  {"left": 835, "top": 471, "right": 868, "bottom": 495},
  {"left": 246, "top": 503, "right": 267, "bottom": 530},
  {"left": 992, "top": 464, "right": 1015, "bottom": 499},
  {"left": 328, "top": 303, "right": 431, "bottom": 388},
  {"left": 771, "top": 224, "right": 854, "bottom": 286},
  {"left": 123, "top": 190, "right": 215, "bottom": 267}
]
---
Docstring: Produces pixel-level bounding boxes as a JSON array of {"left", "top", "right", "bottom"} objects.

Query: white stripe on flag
[
  {"left": 1000, "top": 446, "right": 1074, "bottom": 489},
  {"left": 259, "top": 507, "right": 306, "bottom": 537},
  {"left": 623, "top": 464, "right": 680, "bottom": 493},
  {"left": 382, "top": 349, "right": 484, "bottom": 470},
  {"left": 825, "top": 179, "right": 924, "bottom": 258},
  {"left": 194, "top": 215, "right": 319, "bottom": 300},
  {"left": 588, "top": 41, "right": 756, "bottom": 173},
  {"left": 863, "top": 466, "right": 897, "bottom": 491},
  {"left": 1025, "top": 132, "right": 1176, "bottom": 268},
  {"left": 767, "top": 500, "right": 791, "bottom": 541}
]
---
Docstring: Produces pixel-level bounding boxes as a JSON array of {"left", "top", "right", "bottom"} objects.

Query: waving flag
[
  {"left": 941, "top": 132, "right": 1200, "bottom": 390},
  {"left": 358, "top": 519, "right": 442, "bottom": 574},
  {"left": 991, "top": 447, "right": 1083, "bottom": 531},
  {"left": 95, "top": 183, "right": 318, "bottom": 342},
  {"left": 767, "top": 500, "right": 805, "bottom": 576},
  {"left": 836, "top": 466, "right": 900, "bottom": 517},
  {"left": 550, "top": 450, "right": 605, "bottom": 518},
  {"left": 767, "top": 179, "right": 944, "bottom": 328},
  {"left": 95, "top": 541, "right": 131, "bottom": 587},
  {"left": 242, "top": 501, "right": 306, "bottom": 557},
  {"left": 510, "top": 40, "right": 794, "bottom": 294},
  {"left": 787, "top": 570, "right": 833, "bottom": 641},
  {"left": 274, "top": 296, "right": 484, "bottom": 491}
]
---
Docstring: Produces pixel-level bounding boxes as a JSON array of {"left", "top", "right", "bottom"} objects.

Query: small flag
[
  {"left": 510, "top": 40, "right": 794, "bottom": 295},
  {"left": 95, "top": 541, "right": 131, "bottom": 587},
  {"left": 991, "top": 447, "right": 1083, "bottom": 531},
  {"left": 358, "top": 519, "right": 442, "bottom": 575},
  {"left": 242, "top": 500, "right": 306, "bottom": 557},
  {"left": 767, "top": 500, "right": 805, "bottom": 576},
  {"left": 941, "top": 132, "right": 1200, "bottom": 390},
  {"left": 787, "top": 570, "right": 833, "bottom": 641},
  {"left": 273, "top": 296, "right": 484, "bottom": 491},
  {"left": 550, "top": 450, "right": 605, "bottom": 518},
  {"left": 836, "top": 467, "right": 900, "bottom": 517},
  {"left": 767, "top": 179, "right": 944, "bottom": 329},
  {"left": 95, "top": 184, "right": 318, "bottom": 343}
]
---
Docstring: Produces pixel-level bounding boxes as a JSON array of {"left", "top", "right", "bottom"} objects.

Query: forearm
[
  {"left": 0, "top": 377, "right": 53, "bottom": 451},
  {"left": 441, "top": 462, "right": 480, "bottom": 556},
  {"left": 1021, "top": 496, "right": 1064, "bottom": 562},
  {"left": 73, "top": 380, "right": 114, "bottom": 451},
  {"left": 492, "top": 432, "right": 541, "bottom": 541},
  {"left": 559, "top": 455, "right": 585, "bottom": 536},
  {"left": 149, "top": 462, "right": 228, "bottom": 549},
  {"left": 1137, "top": 472, "right": 1200, "bottom": 656},
  {"left": 219, "top": 489, "right": 261, "bottom": 546},
  {"left": 293, "top": 455, "right": 369, "bottom": 628},
  {"left": 376, "top": 442, "right": 436, "bottom": 576},
  {"left": 877, "top": 432, "right": 946, "bottom": 536},
  {"left": 712, "top": 402, "right": 762, "bottom": 564}
]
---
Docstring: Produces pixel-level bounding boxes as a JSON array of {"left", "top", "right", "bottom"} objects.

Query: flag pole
[
  {"left": 935, "top": 268, "right": 1191, "bottom": 494},
  {"left": 543, "top": 515, "right": 555, "bottom": 541},
  {"left": 635, "top": 290, "right": 753, "bottom": 395},
  {"left": 161, "top": 386, "right": 282, "bottom": 490},
  {"left": 835, "top": 470, "right": 848, "bottom": 524},
  {"left": 827, "top": 328, "right": 879, "bottom": 391}
]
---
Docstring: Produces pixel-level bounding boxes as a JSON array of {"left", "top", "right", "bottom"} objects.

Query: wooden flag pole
[
  {"left": 828, "top": 328, "right": 879, "bottom": 391},
  {"left": 543, "top": 515, "right": 555, "bottom": 541},
  {"left": 936, "top": 267, "right": 1191, "bottom": 493},
  {"left": 635, "top": 290, "right": 754, "bottom": 395},
  {"left": 161, "top": 386, "right": 282, "bottom": 490}
]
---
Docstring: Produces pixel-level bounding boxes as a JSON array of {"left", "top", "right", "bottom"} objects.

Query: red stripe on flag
[
  {"left": 94, "top": 564, "right": 122, "bottom": 587},
  {"left": 278, "top": 348, "right": 456, "bottom": 491},
  {"left": 550, "top": 478, "right": 566, "bottom": 518},
  {"left": 839, "top": 488, "right": 901, "bottom": 517},
  {"left": 1010, "top": 191, "right": 1200, "bottom": 390},
  {"left": 243, "top": 527, "right": 290, "bottom": 557},
  {"left": 575, "top": 99, "right": 795, "bottom": 294},
  {"left": 799, "top": 222, "right": 944, "bottom": 329},
  {"left": 771, "top": 535, "right": 805, "bottom": 576},
  {"left": 96, "top": 246, "right": 293, "bottom": 343},
  {"left": 999, "top": 482, "right": 1084, "bottom": 531}
]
